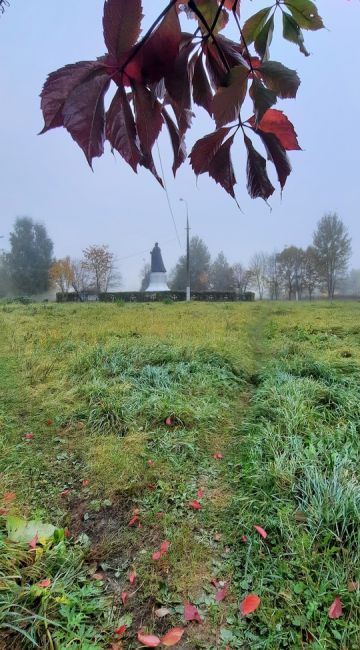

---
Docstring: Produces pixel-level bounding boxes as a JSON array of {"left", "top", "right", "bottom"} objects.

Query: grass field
[{"left": 0, "top": 301, "right": 359, "bottom": 649}]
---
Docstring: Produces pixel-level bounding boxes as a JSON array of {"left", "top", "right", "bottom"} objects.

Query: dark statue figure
[{"left": 150, "top": 242, "right": 166, "bottom": 273}]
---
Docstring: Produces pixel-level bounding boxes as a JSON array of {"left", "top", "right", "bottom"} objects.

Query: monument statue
[{"left": 150, "top": 242, "right": 166, "bottom": 273}]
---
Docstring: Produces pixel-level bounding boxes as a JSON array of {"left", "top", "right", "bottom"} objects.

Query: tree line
[{"left": 0, "top": 212, "right": 356, "bottom": 300}]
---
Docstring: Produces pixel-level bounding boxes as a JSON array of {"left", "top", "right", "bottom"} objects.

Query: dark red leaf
[
  {"left": 106, "top": 87, "right": 141, "bottom": 172},
  {"left": 60, "top": 489, "right": 70, "bottom": 497},
  {"left": 250, "top": 78, "right": 277, "bottom": 124},
  {"left": 115, "top": 624, "right": 126, "bottom": 637},
  {"left": 255, "top": 129, "right": 291, "bottom": 189},
  {"left": 208, "top": 134, "right": 237, "bottom": 198},
  {"left": 24, "top": 433, "right": 34, "bottom": 440},
  {"left": 0, "top": 508, "right": 8, "bottom": 516},
  {"left": 139, "top": 7, "right": 182, "bottom": 84},
  {"left": 259, "top": 61, "right": 300, "bottom": 99},
  {"left": 212, "top": 65, "right": 249, "bottom": 128},
  {"left": 128, "top": 514, "right": 139, "bottom": 527},
  {"left": 192, "top": 53, "right": 213, "bottom": 116},
  {"left": 62, "top": 70, "right": 110, "bottom": 166},
  {"left": 139, "top": 151, "right": 164, "bottom": 187},
  {"left": 161, "top": 627, "right": 185, "bottom": 646},
  {"left": 190, "top": 127, "right": 230, "bottom": 176},
  {"left": 152, "top": 550, "right": 161, "bottom": 561},
  {"left": 82, "top": 479, "right": 89, "bottom": 487},
  {"left": 165, "top": 42, "right": 195, "bottom": 113},
  {"left": 184, "top": 602, "right": 203, "bottom": 623},
  {"left": 189, "top": 500, "right": 202, "bottom": 510},
  {"left": 103, "top": 0, "right": 143, "bottom": 59},
  {"left": 129, "top": 571, "right": 136, "bottom": 585},
  {"left": 328, "top": 597, "right": 343, "bottom": 619},
  {"left": 212, "top": 452, "right": 223, "bottom": 460},
  {"left": 133, "top": 84, "right": 163, "bottom": 155},
  {"left": 137, "top": 631, "right": 161, "bottom": 647},
  {"left": 40, "top": 61, "right": 106, "bottom": 134},
  {"left": 244, "top": 134, "right": 274, "bottom": 200},
  {"left": 46, "top": 419, "right": 53, "bottom": 426},
  {"left": 162, "top": 108, "right": 187, "bottom": 176},
  {"left": 197, "top": 488, "right": 203, "bottom": 498},
  {"left": 241, "top": 535, "right": 248, "bottom": 543},
  {"left": 240, "top": 594, "right": 261, "bottom": 616},
  {"left": 249, "top": 109, "right": 301, "bottom": 150},
  {"left": 160, "top": 540, "right": 171, "bottom": 555},
  {"left": 203, "top": 42, "right": 227, "bottom": 90}
]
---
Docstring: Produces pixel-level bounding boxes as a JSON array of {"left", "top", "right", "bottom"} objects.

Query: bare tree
[
  {"left": 249, "top": 252, "right": 268, "bottom": 299},
  {"left": 265, "top": 253, "right": 281, "bottom": 300},
  {"left": 82, "top": 245, "right": 119, "bottom": 294},
  {"left": 70, "top": 259, "right": 90, "bottom": 301},
  {"left": 232, "top": 263, "right": 251, "bottom": 294},
  {"left": 313, "top": 213, "right": 351, "bottom": 299},
  {"left": 139, "top": 262, "right": 151, "bottom": 291}
]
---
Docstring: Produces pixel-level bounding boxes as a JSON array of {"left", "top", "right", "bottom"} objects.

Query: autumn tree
[
  {"left": 39, "top": 0, "right": 324, "bottom": 204},
  {"left": 82, "top": 245, "right": 119, "bottom": 294},
  {"left": 210, "top": 251, "right": 234, "bottom": 290},
  {"left": 170, "top": 236, "right": 211, "bottom": 291},
  {"left": 313, "top": 213, "right": 351, "bottom": 299},
  {"left": 8, "top": 217, "right": 54, "bottom": 295},
  {"left": 49, "top": 256, "right": 74, "bottom": 294}
]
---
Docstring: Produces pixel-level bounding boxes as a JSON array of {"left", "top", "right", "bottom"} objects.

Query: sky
[{"left": 0, "top": 1, "right": 359, "bottom": 290}]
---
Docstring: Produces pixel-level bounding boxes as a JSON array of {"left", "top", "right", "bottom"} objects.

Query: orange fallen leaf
[
  {"left": 328, "top": 597, "right": 343, "bottom": 619},
  {"left": 46, "top": 419, "right": 54, "bottom": 426},
  {"left": 161, "top": 627, "right": 185, "bottom": 646},
  {"left": 254, "top": 525, "right": 267, "bottom": 539},
  {"left": 240, "top": 594, "right": 261, "bottom": 616},
  {"left": 4, "top": 492, "right": 16, "bottom": 502},
  {"left": 64, "top": 527, "right": 71, "bottom": 538},
  {"left": 137, "top": 631, "right": 161, "bottom": 647},
  {"left": 128, "top": 514, "right": 139, "bottom": 527},
  {"left": 212, "top": 452, "right": 223, "bottom": 460}
]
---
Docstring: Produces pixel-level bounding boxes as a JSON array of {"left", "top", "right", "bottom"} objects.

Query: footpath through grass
[{"left": 0, "top": 301, "right": 359, "bottom": 649}]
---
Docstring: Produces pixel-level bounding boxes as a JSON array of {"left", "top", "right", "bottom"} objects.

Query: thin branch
[{"left": 188, "top": 0, "right": 231, "bottom": 72}]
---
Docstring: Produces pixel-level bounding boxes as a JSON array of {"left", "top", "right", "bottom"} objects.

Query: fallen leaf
[
  {"left": 129, "top": 571, "right": 136, "bottom": 585},
  {"left": 37, "top": 578, "right": 51, "bottom": 588},
  {"left": 212, "top": 452, "right": 223, "bottom": 460},
  {"left": 147, "top": 459, "right": 155, "bottom": 466},
  {"left": 0, "top": 508, "right": 8, "bottom": 516},
  {"left": 165, "top": 416, "right": 174, "bottom": 426},
  {"left": 254, "top": 525, "right": 267, "bottom": 539},
  {"left": 161, "top": 627, "right": 185, "bottom": 646},
  {"left": 189, "top": 500, "right": 202, "bottom": 510},
  {"left": 213, "top": 532, "right": 222, "bottom": 542},
  {"left": 348, "top": 581, "right": 358, "bottom": 592},
  {"left": 184, "top": 602, "right": 203, "bottom": 623},
  {"left": 155, "top": 607, "right": 171, "bottom": 618},
  {"left": 60, "top": 489, "right": 70, "bottom": 497},
  {"left": 121, "top": 591, "right": 127, "bottom": 605},
  {"left": 46, "top": 419, "right": 54, "bottom": 426},
  {"left": 160, "top": 540, "right": 170, "bottom": 554},
  {"left": 240, "top": 594, "right": 261, "bottom": 616},
  {"left": 137, "top": 631, "right": 161, "bottom": 647},
  {"left": 82, "top": 479, "right": 89, "bottom": 487},
  {"left": 328, "top": 597, "right": 343, "bottom": 619},
  {"left": 64, "top": 527, "right": 70, "bottom": 538},
  {"left": 197, "top": 488, "right": 203, "bottom": 498},
  {"left": 92, "top": 572, "right": 105, "bottom": 581},
  {"left": 24, "top": 433, "right": 34, "bottom": 440},
  {"left": 241, "top": 535, "right": 248, "bottom": 543},
  {"left": 216, "top": 584, "right": 228, "bottom": 602},
  {"left": 4, "top": 492, "right": 16, "bottom": 502},
  {"left": 147, "top": 484, "right": 156, "bottom": 490},
  {"left": 114, "top": 624, "right": 126, "bottom": 637},
  {"left": 152, "top": 550, "right": 161, "bottom": 561},
  {"left": 128, "top": 514, "right": 139, "bottom": 527},
  {"left": 29, "top": 532, "right": 39, "bottom": 550}
]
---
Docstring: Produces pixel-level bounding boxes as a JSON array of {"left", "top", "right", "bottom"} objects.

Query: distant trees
[
  {"left": 82, "top": 245, "right": 119, "bottom": 294},
  {"left": 276, "top": 246, "right": 305, "bottom": 300},
  {"left": 139, "top": 262, "right": 151, "bottom": 292},
  {"left": 312, "top": 213, "right": 351, "bottom": 299},
  {"left": 170, "top": 236, "right": 211, "bottom": 291},
  {"left": 248, "top": 252, "right": 268, "bottom": 300},
  {"left": 8, "top": 217, "right": 53, "bottom": 295},
  {"left": 49, "top": 256, "right": 74, "bottom": 294},
  {"left": 232, "top": 263, "right": 251, "bottom": 294},
  {"left": 210, "top": 252, "right": 234, "bottom": 291}
]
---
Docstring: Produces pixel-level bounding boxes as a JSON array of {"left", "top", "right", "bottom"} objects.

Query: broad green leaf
[
  {"left": 282, "top": 12, "right": 309, "bottom": 57},
  {"left": 259, "top": 61, "right": 300, "bottom": 99},
  {"left": 242, "top": 7, "right": 272, "bottom": 45},
  {"left": 284, "top": 0, "right": 324, "bottom": 30},
  {"left": 255, "top": 14, "right": 274, "bottom": 61},
  {"left": 6, "top": 517, "right": 56, "bottom": 544}
]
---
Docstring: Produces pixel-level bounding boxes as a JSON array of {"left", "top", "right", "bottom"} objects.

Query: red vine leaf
[
  {"left": 162, "top": 108, "right": 187, "bottom": 176},
  {"left": 106, "top": 87, "right": 141, "bottom": 172},
  {"left": 103, "top": 0, "right": 143, "bottom": 60},
  {"left": 161, "top": 627, "right": 185, "bottom": 646},
  {"left": 139, "top": 7, "right": 182, "bottom": 84},
  {"left": 250, "top": 78, "right": 277, "bottom": 125},
  {"left": 256, "top": 130, "right": 291, "bottom": 189},
  {"left": 328, "top": 597, "right": 343, "bottom": 620},
  {"left": 240, "top": 594, "right": 261, "bottom": 616},
  {"left": 184, "top": 602, "right": 203, "bottom": 623},
  {"left": 208, "top": 134, "right": 237, "bottom": 199},
  {"left": 249, "top": 109, "right": 301, "bottom": 150},
  {"left": 244, "top": 134, "right": 274, "bottom": 200},
  {"left": 212, "top": 65, "right": 249, "bottom": 127},
  {"left": 190, "top": 127, "right": 230, "bottom": 176},
  {"left": 133, "top": 84, "right": 163, "bottom": 155},
  {"left": 192, "top": 53, "right": 213, "bottom": 116},
  {"left": 259, "top": 61, "right": 300, "bottom": 99}
]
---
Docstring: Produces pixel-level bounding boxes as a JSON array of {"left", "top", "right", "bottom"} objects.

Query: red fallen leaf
[
  {"left": 210, "top": 577, "right": 219, "bottom": 588},
  {"left": 348, "top": 581, "right": 358, "bottom": 592},
  {"left": 160, "top": 540, "right": 170, "bottom": 554},
  {"left": 4, "top": 491, "right": 16, "bottom": 502},
  {"left": 184, "top": 602, "right": 203, "bottom": 624},
  {"left": 254, "top": 525, "right": 267, "bottom": 539},
  {"left": 328, "top": 597, "right": 343, "bottom": 619},
  {"left": 128, "top": 514, "right": 139, "bottom": 527},
  {"left": 137, "top": 631, "right": 161, "bottom": 647},
  {"left": 129, "top": 571, "right": 136, "bottom": 585},
  {"left": 29, "top": 532, "right": 39, "bottom": 550},
  {"left": 0, "top": 508, "right": 8, "bottom": 516},
  {"left": 147, "top": 484, "right": 156, "bottom": 490},
  {"left": 240, "top": 594, "right": 261, "bottom": 616},
  {"left": 152, "top": 550, "right": 161, "bottom": 561},
  {"left": 212, "top": 452, "right": 223, "bottom": 460},
  {"left": 197, "top": 488, "right": 203, "bottom": 498},
  {"left": 24, "top": 432, "right": 34, "bottom": 439},
  {"left": 241, "top": 535, "right": 248, "bottom": 543},
  {"left": 82, "top": 479, "right": 89, "bottom": 487},
  {"left": 92, "top": 573, "right": 105, "bottom": 580},
  {"left": 64, "top": 527, "right": 70, "bottom": 538},
  {"left": 60, "top": 489, "right": 70, "bottom": 497},
  {"left": 114, "top": 624, "right": 126, "bottom": 638},
  {"left": 121, "top": 591, "right": 127, "bottom": 605},
  {"left": 165, "top": 416, "right": 174, "bottom": 426},
  {"left": 161, "top": 627, "right": 185, "bottom": 646},
  {"left": 37, "top": 578, "right": 51, "bottom": 588},
  {"left": 189, "top": 500, "right": 202, "bottom": 510},
  {"left": 46, "top": 419, "right": 54, "bottom": 426},
  {"left": 216, "top": 584, "right": 228, "bottom": 602},
  {"left": 147, "top": 459, "right": 155, "bottom": 466}
]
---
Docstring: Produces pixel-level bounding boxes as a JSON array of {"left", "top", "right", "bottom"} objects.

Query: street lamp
[{"left": 179, "top": 198, "right": 190, "bottom": 302}]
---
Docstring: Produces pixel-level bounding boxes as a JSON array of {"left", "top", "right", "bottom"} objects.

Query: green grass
[{"left": 0, "top": 301, "right": 359, "bottom": 648}]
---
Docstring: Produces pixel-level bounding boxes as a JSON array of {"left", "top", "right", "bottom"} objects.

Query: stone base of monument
[{"left": 146, "top": 272, "right": 170, "bottom": 292}]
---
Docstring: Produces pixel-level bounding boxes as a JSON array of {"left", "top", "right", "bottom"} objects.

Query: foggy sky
[{"left": 0, "top": 1, "right": 359, "bottom": 290}]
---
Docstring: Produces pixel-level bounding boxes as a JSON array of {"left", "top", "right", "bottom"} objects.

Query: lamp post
[{"left": 179, "top": 198, "right": 190, "bottom": 302}]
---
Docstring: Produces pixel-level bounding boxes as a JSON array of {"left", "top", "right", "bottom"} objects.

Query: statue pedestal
[{"left": 146, "top": 272, "right": 169, "bottom": 292}]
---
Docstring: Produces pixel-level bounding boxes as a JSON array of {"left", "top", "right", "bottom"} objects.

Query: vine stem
[{"left": 188, "top": 0, "right": 231, "bottom": 72}]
